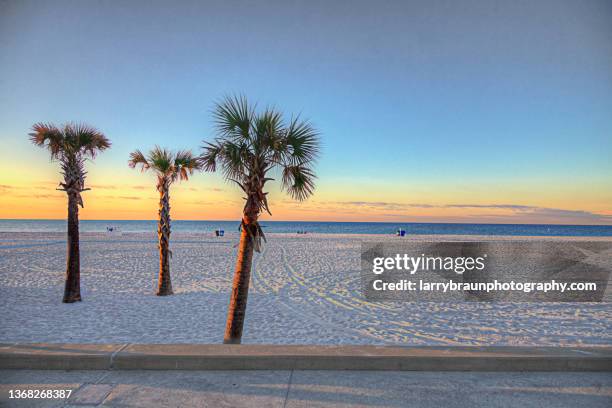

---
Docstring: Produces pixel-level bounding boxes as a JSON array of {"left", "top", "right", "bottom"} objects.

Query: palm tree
[
  {"left": 201, "top": 96, "right": 320, "bottom": 344},
  {"left": 29, "top": 122, "right": 111, "bottom": 303},
  {"left": 128, "top": 146, "right": 202, "bottom": 296}
]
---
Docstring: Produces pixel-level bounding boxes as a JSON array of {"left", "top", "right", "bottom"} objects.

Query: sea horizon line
[{"left": 1, "top": 218, "right": 611, "bottom": 227}]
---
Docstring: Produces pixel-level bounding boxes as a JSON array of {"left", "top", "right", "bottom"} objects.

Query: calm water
[{"left": 0, "top": 219, "right": 611, "bottom": 236}]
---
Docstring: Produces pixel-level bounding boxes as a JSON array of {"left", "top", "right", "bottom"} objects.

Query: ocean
[{"left": 0, "top": 219, "right": 611, "bottom": 236}]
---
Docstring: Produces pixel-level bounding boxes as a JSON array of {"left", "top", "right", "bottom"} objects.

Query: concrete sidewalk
[
  {"left": 1, "top": 343, "right": 611, "bottom": 371},
  {"left": 1, "top": 369, "right": 612, "bottom": 407}
]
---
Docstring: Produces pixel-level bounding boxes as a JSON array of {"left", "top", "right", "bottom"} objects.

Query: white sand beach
[{"left": 0, "top": 232, "right": 610, "bottom": 345}]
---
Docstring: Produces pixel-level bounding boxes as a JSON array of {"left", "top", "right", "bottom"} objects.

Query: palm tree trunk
[
  {"left": 157, "top": 184, "right": 173, "bottom": 296},
  {"left": 224, "top": 212, "right": 257, "bottom": 344},
  {"left": 63, "top": 191, "right": 81, "bottom": 303}
]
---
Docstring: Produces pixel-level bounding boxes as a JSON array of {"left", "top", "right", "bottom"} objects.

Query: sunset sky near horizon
[{"left": 1, "top": 0, "right": 611, "bottom": 224}]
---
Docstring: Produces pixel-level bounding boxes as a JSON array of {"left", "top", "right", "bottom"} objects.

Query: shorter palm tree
[
  {"left": 128, "top": 146, "right": 202, "bottom": 296},
  {"left": 30, "top": 122, "right": 111, "bottom": 303}
]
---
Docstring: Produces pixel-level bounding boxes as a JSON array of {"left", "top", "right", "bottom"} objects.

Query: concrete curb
[{"left": 1, "top": 343, "right": 611, "bottom": 371}]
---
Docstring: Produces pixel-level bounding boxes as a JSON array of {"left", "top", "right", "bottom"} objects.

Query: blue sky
[{"left": 1, "top": 0, "right": 611, "bottom": 223}]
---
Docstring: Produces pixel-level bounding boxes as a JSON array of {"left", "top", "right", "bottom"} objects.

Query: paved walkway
[{"left": 1, "top": 369, "right": 612, "bottom": 407}]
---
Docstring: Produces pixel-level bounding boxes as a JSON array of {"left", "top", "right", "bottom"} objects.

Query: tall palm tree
[
  {"left": 128, "top": 146, "right": 202, "bottom": 296},
  {"left": 29, "top": 122, "right": 111, "bottom": 303},
  {"left": 201, "top": 96, "right": 320, "bottom": 344}
]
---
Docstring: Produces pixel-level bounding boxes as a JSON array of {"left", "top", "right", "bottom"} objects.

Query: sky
[{"left": 0, "top": 0, "right": 611, "bottom": 224}]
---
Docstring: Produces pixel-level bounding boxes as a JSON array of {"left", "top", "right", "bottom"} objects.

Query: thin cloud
[
  {"left": 335, "top": 201, "right": 436, "bottom": 209},
  {"left": 15, "top": 193, "right": 62, "bottom": 199},
  {"left": 189, "top": 199, "right": 241, "bottom": 206},
  {"left": 529, "top": 207, "right": 612, "bottom": 221},
  {"left": 444, "top": 204, "right": 535, "bottom": 210},
  {"left": 285, "top": 200, "right": 611, "bottom": 223},
  {"left": 117, "top": 196, "right": 142, "bottom": 200},
  {"left": 442, "top": 204, "right": 611, "bottom": 222},
  {"left": 96, "top": 194, "right": 147, "bottom": 201}
]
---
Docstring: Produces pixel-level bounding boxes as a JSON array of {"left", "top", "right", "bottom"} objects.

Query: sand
[{"left": 0, "top": 232, "right": 610, "bottom": 345}]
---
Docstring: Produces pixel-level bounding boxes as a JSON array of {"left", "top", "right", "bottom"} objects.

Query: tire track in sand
[{"left": 278, "top": 245, "right": 470, "bottom": 346}]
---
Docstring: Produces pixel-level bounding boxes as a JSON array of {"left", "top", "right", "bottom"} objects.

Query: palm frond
[
  {"left": 200, "top": 141, "right": 222, "bottom": 172},
  {"left": 174, "top": 150, "right": 202, "bottom": 181},
  {"left": 281, "top": 164, "right": 316, "bottom": 201},
  {"left": 212, "top": 95, "right": 253, "bottom": 140},
  {"left": 202, "top": 96, "right": 320, "bottom": 219},
  {"left": 72, "top": 123, "right": 111, "bottom": 158},
  {"left": 30, "top": 122, "right": 110, "bottom": 160},
  {"left": 128, "top": 149, "right": 150, "bottom": 171},
  {"left": 217, "top": 140, "right": 250, "bottom": 182},
  {"left": 29, "top": 123, "right": 65, "bottom": 159},
  {"left": 30, "top": 122, "right": 109, "bottom": 209},
  {"left": 252, "top": 108, "right": 284, "bottom": 162},
  {"left": 148, "top": 145, "right": 173, "bottom": 174},
  {"left": 130, "top": 146, "right": 203, "bottom": 185},
  {"left": 282, "top": 116, "right": 320, "bottom": 165}
]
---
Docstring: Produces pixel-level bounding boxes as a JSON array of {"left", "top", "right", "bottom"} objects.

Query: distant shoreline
[
  {"left": 0, "top": 219, "right": 611, "bottom": 236},
  {"left": 1, "top": 218, "right": 611, "bottom": 227},
  {"left": 2, "top": 233, "right": 612, "bottom": 242}
]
